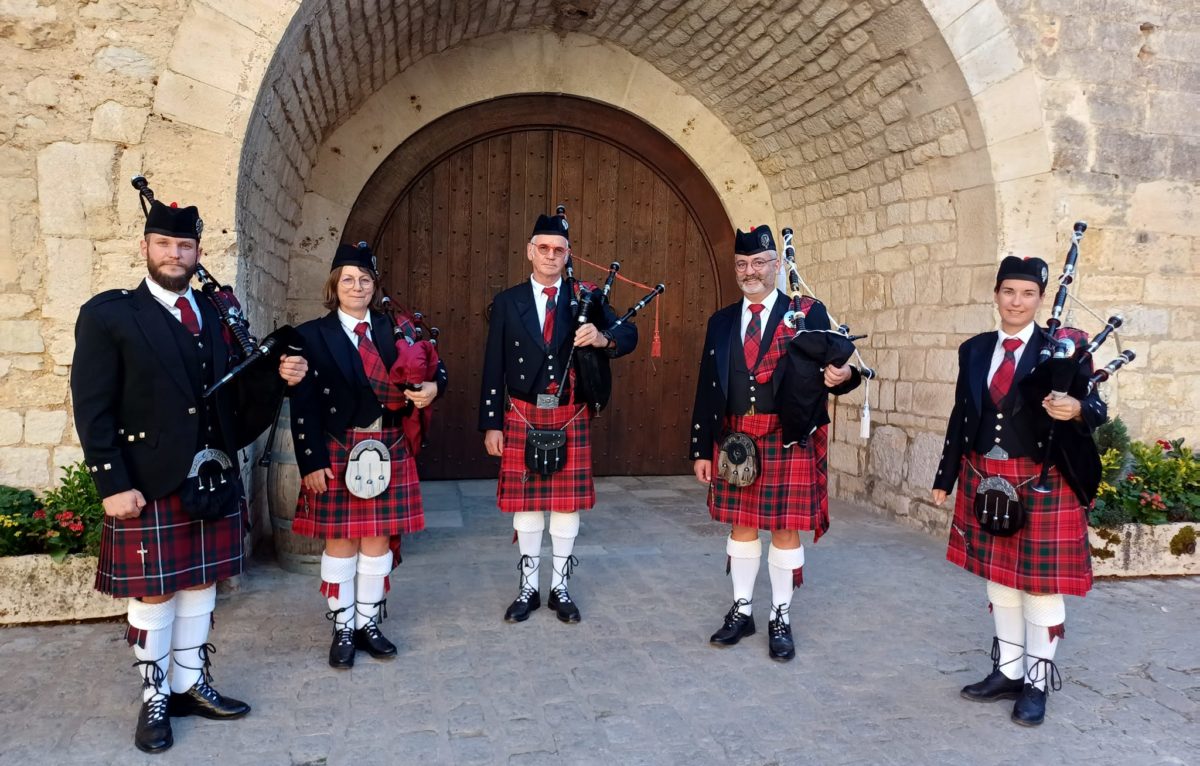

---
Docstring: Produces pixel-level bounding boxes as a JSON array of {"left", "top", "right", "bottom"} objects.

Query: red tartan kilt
[
  {"left": 293, "top": 427, "right": 425, "bottom": 540},
  {"left": 947, "top": 451, "right": 1092, "bottom": 596},
  {"left": 709, "top": 415, "right": 829, "bottom": 536},
  {"left": 95, "top": 487, "right": 246, "bottom": 599},
  {"left": 497, "top": 399, "right": 595, "bottom": 512}
]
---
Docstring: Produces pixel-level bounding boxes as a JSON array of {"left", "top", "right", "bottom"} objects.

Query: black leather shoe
[
  {"left": 134, "top": 695, "right": 173, "bottom": 753},
  {"left": 960, "top": 669, "right": 1025, "bottom": 702},
  {"left": 1011, "top": 683, "right": 1048, "bottom": 726},
  {"left": 710, "top": 599, "right": 756, "bottom": 646},
  {"left": 767, "top": 607, "right": 795, "bottom": 661},
  {"left": 328, "top": 626, "right": 356, "bottom": 669},
  {"left": 547, "top": 586, "right": 581, "bottom": 623},
  {"left": 504, "top": 587, "right": 541, "bottom": 623},
  {"left": 354, "top": 622, "right": 397, "bottom": 659},
  {"left": 168, "top": 679, "right": 250, "bottom": 720}
]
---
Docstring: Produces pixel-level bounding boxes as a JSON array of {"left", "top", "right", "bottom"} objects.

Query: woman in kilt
[
  {"left": 932, "top": 255, "right": 1108, "bottom": 726},
  {"left": 690, "top": 225, "right": 861, "bottom": 662},
  {"left": 289, "top": 242, "right": 445, "bottom": 668}
]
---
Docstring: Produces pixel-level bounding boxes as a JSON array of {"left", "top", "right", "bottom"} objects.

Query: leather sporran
[
  {"left": 717, "top": 432, "right": 758, "bottom": 487},
  {"left": 180, "top": 448, "right": 239, "bottom": 521},
  {"left": 526, "top": 428, "right": 568, "bottom": 477},
  {"left": 972, "top": 475, "right": 1027, "bottom": 537}
]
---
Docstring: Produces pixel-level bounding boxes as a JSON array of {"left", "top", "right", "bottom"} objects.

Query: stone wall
[{"left": 0, "top": 1, "right": 1195, "bottom": 549}]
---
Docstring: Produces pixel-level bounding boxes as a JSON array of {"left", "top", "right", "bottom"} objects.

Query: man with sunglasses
[
  {"left": 479, "top": 212, "right": 638, "bottom": 624},
  {"left": 690, "top": 225, "right": 861, "bottom": 661}
]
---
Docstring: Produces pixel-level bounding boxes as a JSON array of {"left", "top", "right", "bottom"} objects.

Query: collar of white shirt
[
  {"left": 529, "top": 275, "right": 563, "bottom": 296},
  {"left": 998, "top": 321, "right": 1037, "bottom": 348},
  {"left": 741, "top": 288, "right": 780, "bottom": 318},
  {"left": 144, "top": 276, "right": 197, "bottom": 315},
  {"left": 337, "top": 308, "right": 372, "bottom": 340}
]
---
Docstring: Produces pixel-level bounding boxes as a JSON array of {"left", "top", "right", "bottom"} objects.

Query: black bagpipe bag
[{"left": 778, "top": 330, "right": 858, "bottom": 447}]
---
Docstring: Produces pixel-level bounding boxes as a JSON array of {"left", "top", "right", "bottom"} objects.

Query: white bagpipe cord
[{"left": 776, "top": 265, "right": 875, "bottom": 439}]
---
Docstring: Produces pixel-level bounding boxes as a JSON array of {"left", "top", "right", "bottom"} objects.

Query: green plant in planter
[
  {"left": 0, "top": 486, "right": 40, "bottom": 557},
  {"left": 1091, "top": 437, "right": 1200, "bottom": 527},
  {"left": 33, "top": 462, "right": 105, "bottom": 562}
]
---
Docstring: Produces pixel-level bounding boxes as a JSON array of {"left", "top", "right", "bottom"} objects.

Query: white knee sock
[
  {"left": 549, "top": 511, "right": 580, "bottom": 591},
  {"left": 986, "top": 581, "right": 1026, "bottom": 680},
  {"left": 727, "top": 536, "right": 762, "bottom": 616},
  {"left": 355, "top": 552, "right": 393, "bottom": 629},
  {"left": 1022, "top": 593, "right": 1066, "bottom": 690},
  {"left": 767, "top": 544, "right": 804, "bottom": 625},
  {"left": 128, "top": 597, "right": 176, "bottom": 701},
  {"left": 321, "top": 553, "right": 357, "bottom": 631},
  {"left": 170, "top": 585, "right": 216, "bottom": 693},
  {"left": 513, "top": 511, "right": 545, "bottom": 590}
]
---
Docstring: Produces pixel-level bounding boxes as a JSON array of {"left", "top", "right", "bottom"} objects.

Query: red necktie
[
  {"left": 355, "top": 322, "right": 405, "bottom": 411},
  {"left": 988, "top": 337, "right": 1024, "bottom": 406},
  {"left": 743, "top": 303, "right": 765, "bottom": 370},
  {"left": 542, "top": 286, "right": 557, "bottom": 345},
  {"left": 175, "top": 297, "right": 200, "bottom": 335}
]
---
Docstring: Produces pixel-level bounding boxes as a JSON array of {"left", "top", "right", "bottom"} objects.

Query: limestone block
[
  {"left": 40, "top": 239, "right": 93, "bottom": 321},
  {"left": 1077, "top": 275, "right": 1143, "bottom": 302},
  {"left": 1090, "top": 523, "right": 1200, "bottom": 578},
  {"left": 154, "top": 70, "right": 246, "bottom": 135},
  {"left": 0, "top": 410, "right": 20, "bottom": 445},
  {"left": 1148, "top": 341, "right": 1200, "bottom": 373},
  {"left": 92, "top": 46, "right": 158, "bottom": 80},
  {"left": 912, "top": 381, "right": 955, "bottom": 416},
  {"left": 923, "top": 0, "right": 982, "bottom": 30},
  {"left": 0, "top": 293, "right": 34, "bottom": 318},
  {"left": 956, "top": 32, "right": 1024, "bottom": 97},
  {"left": 0, "top": 554, "right": 126, "bottom": 624},
  {"left": 168, "top": 3, "right": 260, "bottom": 96},
  {"left": 974, "top": 70, "right": 1044, "bottom": 145},
  {"left": 941, "top": 0, "right": 1006, "bottom": 62},
  {"left": 1129, "top": 181, "right": 1200, "bottom": 237},
  {"left": 23, "top": 410, "right": 66, "bottom": 445},
  {"left": 90, "top": 101, "right": 150, "bottom": 144},
  {"left": 195, "top": 0, "right": 298, "bottom": 35},
  {"left": 829, "top": 441, "right": 861, "bottom": 475},
  {"left": 0, "top": 320, "right": 42, "bottom": 353},
  {"left": 989, "top": 130, "right": 1052, "bottom": 183},
  {"left": 1144, "top": 276, "right": 1200, "bottom": 306},
  {"left": 36, "top": 143, "right": 117, "bottom": 238},
  {"left": 868, "top": 425, "right": 909, "bottom": 486},
  {"left": 23, "top": 75, "right": 58, "bottom": 107},
  {"left": 52, "top": 446, "right": 84, "bottom": 481},
  {"left": 0, "top": 446, "right": 49, "bottom": 487},
  {"left": 907, "top": 430, "right": 945, "bottom": 490}
]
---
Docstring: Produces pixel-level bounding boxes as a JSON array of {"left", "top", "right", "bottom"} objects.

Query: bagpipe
[
  {"left": 776, "top": 226, "right": 877, "bottom": 444},
  {"left": 130, "top": 175, "right": 304, "bottom": 402},
  {"left": 378, "top": 275, "right": 442, "bottom": 457},
  {"left": 1017, "top": 221, "right": 1135, "bottom": 501},
  {"left": 555, "top": 204, "right": 665, "bottom": 413}
]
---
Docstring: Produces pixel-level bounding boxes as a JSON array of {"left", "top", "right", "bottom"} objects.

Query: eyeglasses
[
  {"left": 734, "top": 257, "right": 777, "bottom": 273},
  {"left": 533, "top": 244, "right": 568, "bottom": 258},
  {"left": 338, "top": 276, "right": 375, "bottom": 289}
]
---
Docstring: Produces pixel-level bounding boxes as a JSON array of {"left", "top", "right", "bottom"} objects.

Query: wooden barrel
[{"left": 266, "top": 399, "right": 324, "bottom": 575}]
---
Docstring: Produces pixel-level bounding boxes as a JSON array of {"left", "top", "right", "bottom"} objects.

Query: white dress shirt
[
  {"left": 986, "top": 321, "right": 1036, "bottom": 387},
  {"left": 337, "top": 308, "right": 374, "bottom": 348},
  {"left": 739, "top": 289, "right": 780, "bottom": 343},
  {"left": 144, "top": 276, "right": 201, "bottom": 331},
  {"left": 530, "top": 276, "right": 564, "bottom": 330}
]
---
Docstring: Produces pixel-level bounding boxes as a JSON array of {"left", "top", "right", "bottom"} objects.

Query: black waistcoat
[
  {"left": 163, "top": 309, "right": 227, "bottom": 454},
  {"left": 727, "top": 333, "right": 777, "bottom": 416},
  {"left": 973, "top": 383, "right": 1027, "bottom": 458}
]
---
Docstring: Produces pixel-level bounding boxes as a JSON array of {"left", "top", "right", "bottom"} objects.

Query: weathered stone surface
[
  {"left": 0, "top": 446, "right": 49, "bottom": 486},
  {"left": 40, "top": 239, "right": 93, "bottom": 322},
  {"left": 23, "top": 409, "right": 66, "bottom": 445},
  {"left": 89, "top": 101, "right": 150, "bottom": 144},
  {"left": 1090, "top": 522, "right": 1200, "bottom": 577},
  {"left": 36, "top": 143, "right": 117, "bottom": 238},
  {"left": 0, "top": 320, "right": 43, "bottom": 354},
  {"left": 91, "top": 46, "right": 158, "bottom": 80},
  {"left": 868, "top": 425, "right": 909, "bottom": 486},
  {"left": 0, "top": 555, "right": 124, "bottom": 624},
  {"left": 0, "top": 409, "right": 21, "bottom": 446}
]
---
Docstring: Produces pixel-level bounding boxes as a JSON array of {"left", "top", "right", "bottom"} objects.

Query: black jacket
[
  {"left": 71, "top": 282, "right": 282, "bottom": 499},
  {"left": 288, "top": 310, "right": 448, "bottom": 477},
  {"left": 478, "top": 280, "right": 637, "bottom": 431},
  {"left": 932, "top": 326, "right": 1107, "bottom": 502},
  {"left": 688, "top": 290, "right": 861, "bottom": 460}
]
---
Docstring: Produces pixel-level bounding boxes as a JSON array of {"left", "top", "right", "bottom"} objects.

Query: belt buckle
[
  {"left": 536, "top": 394, "right": 559, "bottom": 409},
  {"left": 983, "top": 445, "right": 1010, "bottom": 460},
  {"left": 353, "top": 417, "right": 383, "bottom": 433}
]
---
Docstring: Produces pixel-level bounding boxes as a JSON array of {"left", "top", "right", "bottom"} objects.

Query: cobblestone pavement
[{"left": 2, "top": 476, "right": 1197, "bottom": 765}]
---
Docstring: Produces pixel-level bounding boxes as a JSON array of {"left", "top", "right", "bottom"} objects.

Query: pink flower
[
  {"left": 32, "top": 509, "right": 45, "bottom": 519},
  {"left": 1156, "top": 439, "right": 1172, "bottom": 450}
]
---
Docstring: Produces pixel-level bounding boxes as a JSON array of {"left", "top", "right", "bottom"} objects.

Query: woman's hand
[
  {"left": 303, "top": 467, "right": 334, "bottom": 494},
  {"left": 404, "top": 380, "right": 437, "bottom": 409}
]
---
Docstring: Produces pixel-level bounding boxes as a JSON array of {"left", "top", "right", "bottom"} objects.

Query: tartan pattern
[
  {"left": 94, "top": 488, "right": 246, "bottom": 598},
  {"left": 946, "top": 451, "right": 1093, "bottom": 597},
  {"left": 709, "top": 415, "right": 829, "bottom": 536},
  {"left": 174, "top": 297, "right": 200, "bottom": 335},
  {"left": 542, "top": 286, "right": 557, "bottom": 344},
  {"left": 988, "top": 337, "right": 1022, "bottom": 406},
  {"left": 293, "top": 426, "right": 425, "bottom": 540},
  {"left": 497, "top": 398, "right": 595, "bottom": 512},
  {"left": 355, "top": 323, "right": 406, "bottom": 410},
  {"left": 743, "top": 304, "right": 764, "bottom": 369}
]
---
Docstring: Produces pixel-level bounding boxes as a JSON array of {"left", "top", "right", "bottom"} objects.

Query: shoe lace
[
  {"left": 553, "top": 554, "right": 579, "bottom": 582},
  {"left": 516, "top": 554, "right": 539, "bottom": 600},
  {"left": 326, "top": 604, "right": 355, "bottom": 642},
  {"left": 355, "top": 598, "right": 389, "bottom": 629},
  {"left": 172, "top": 642, "right": 217, "bottom": 686},
  {"left": 769, "top": 604, "right": 791, "bottom": 636},
  {"left": 723, "top": 598, "right": 752, "bottom": 626},
  {"left": 989, "top": 635, "right": 1025, "bottom": 675},
  {"left": 1026, "top": 656, "right": 1063, "bottom": 693},
  {"left": 132, "top": 658, "right": 169, "bottom": 722},
  {"left": 550, "top": 584, "right": 573, "bottom": 603}
]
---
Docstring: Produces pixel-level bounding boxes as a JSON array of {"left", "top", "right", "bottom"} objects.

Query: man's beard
[{"left": 147, "top": 258, "right": 197, "bottom": 292}]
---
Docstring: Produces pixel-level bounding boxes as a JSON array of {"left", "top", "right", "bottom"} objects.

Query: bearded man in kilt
[
  {"left": 931, "top": 255, "right": 1108, "bottom": 727},
  {"left": 690, "top": 225, "right": 862, "bottom": 661},
  {"left": 289, "top": 242, "right": 446, "bottom": 669},
  {"left": 480, "top": 212, "right": 637, "bottom": 624},
  {"left": 71, "top": 197, "right": 308, "bottom": 753}
]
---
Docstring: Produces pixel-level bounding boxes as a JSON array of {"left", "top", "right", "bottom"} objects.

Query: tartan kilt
[
  {"left": 946, "top": 451, "right": 1093, "bottom": 597},
  {"left": 497, "top": 399, "right": 595, "bottom": 513},
  {"left": 293, "top": 426, "right": 425, "bottom": 540},
  {"left": 94, "top": 486, "right": 247, "bottom": 599},
  {"left": 709, "top": 414, "right": 830, "bottom": 537}
]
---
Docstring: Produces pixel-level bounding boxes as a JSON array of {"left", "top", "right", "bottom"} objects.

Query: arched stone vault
[{"left": 218, "top": 0, "right": 1052, "bottom": 523}]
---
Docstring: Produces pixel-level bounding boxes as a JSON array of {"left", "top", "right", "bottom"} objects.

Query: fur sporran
[{"left": 717, "top": 432, "right": 759, "bottom": 487}]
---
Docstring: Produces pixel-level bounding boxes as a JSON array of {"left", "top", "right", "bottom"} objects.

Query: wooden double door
[{"left": 347, "top": 96, "right": 734, "bottom": 479}]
